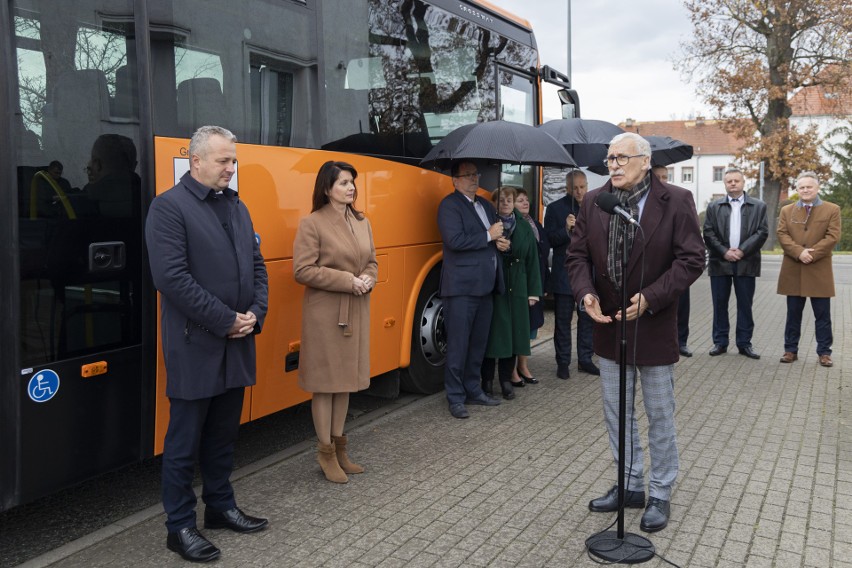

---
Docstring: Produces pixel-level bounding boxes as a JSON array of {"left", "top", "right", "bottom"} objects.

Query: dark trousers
[
  {"left": 162, "top": 387, "right": 245, "bottom": 532},
  {"left": 553, "top": 293, "right": 594, "bottom": 366},
  {"left": 443, "top": 294, "right": 492, "bottom": 405},
  {"left": 677, "top": 288, "right": 690, "bottom": 347},
  {"left": 784, "top": 296, "right": 833, "bottom": 355},
  {"left": 710, "top": 271, "right": 756, "bottom": 348},
  {"left": 481, "top": 356, "right": 516, "bottom": 392}
]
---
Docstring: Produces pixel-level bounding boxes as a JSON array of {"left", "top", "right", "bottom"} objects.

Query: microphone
[{"left": 595, "top": 192, "right": 639, "bottom": 227}]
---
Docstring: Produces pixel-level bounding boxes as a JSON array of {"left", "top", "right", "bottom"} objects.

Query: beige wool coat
[
  {"left": 776, "top": 200, "right": 841, "bottom": 298},
  {"left": 293, "top": 205, "right": 377, "bottom": 393}
]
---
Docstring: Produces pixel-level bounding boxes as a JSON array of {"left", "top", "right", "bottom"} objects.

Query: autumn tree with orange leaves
[{"left": 677, "top": 0, "right": 852, "bottom": 248}]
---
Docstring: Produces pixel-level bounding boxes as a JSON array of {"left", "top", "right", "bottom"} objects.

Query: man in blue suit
[
  {"left": 146, "top": 126, "right": 269, "bottom": 562},
  {"left": 545, "top": 170, "right": 598, "bottom": 379},
  {"left": 437, "top": 161, "right": 508, "bottom": 419}
]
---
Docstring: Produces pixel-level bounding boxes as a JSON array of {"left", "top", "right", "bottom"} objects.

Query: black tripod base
[{"left": 586, "top": 531, "right": 655, "bottom": 564}]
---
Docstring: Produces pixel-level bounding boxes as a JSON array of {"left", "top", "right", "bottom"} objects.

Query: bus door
[
  {"left": 496, "top": 64, "right": 540, "bottom": 212},
  {"left": 10, "top": 0, "right": 148, "bottom": 504}
]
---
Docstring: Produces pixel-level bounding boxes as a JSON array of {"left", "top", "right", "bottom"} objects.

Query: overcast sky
[{"left": 496, "top": 0, "right": 711, "bottom": 124}]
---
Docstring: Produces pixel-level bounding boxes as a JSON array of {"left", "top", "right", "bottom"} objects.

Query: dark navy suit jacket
[
  {"left": 146, "top": 172, "right": 269, "bottom": 400},
  {"left": 544, "top": 194, "right": 581, "bottom": 295},
  {"left": 437, "top": 190, "right": 505, "bottom": 297}
]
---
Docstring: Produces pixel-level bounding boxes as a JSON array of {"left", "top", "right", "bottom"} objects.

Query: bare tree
[{"left": 677, "top": 0, "right": 852, "bottom": 248}]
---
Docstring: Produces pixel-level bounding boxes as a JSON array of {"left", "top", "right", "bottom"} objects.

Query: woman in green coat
[{"left": 482, "top": 186, "right": 542, "bottom": 400}]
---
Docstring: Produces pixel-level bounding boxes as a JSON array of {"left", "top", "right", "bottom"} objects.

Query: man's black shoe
[
  {"left": 579, "top": 361, "right": 600, "bottom": 375},
  {"left": 167, "top": 527, "right": 220, "bottom": 562},
  {"left": 449, "top": 403, "right": 469, "bottom": 419},
  {"left": 588, "top": 485, "right": 646, "bottom": 512},
  {"left": 738, "top": 346, "right": 761, "bottom": 360},
  {"left": 679, "top": 345, "right": 693, "bottom": 357},
  {"left": 639, "top": 497, "right": 670, "bottom": 533},
  {"left": 708, "top": 345, "right": 727, "bottom": 356},
  {"left": 465, "top": 394, "right": 501, "bottom": 406},
  {"left": 556, "top": 365, "right": 571, "bottom": 380},
  {"left": 204, "top": 507, "right": 268, "bottom": 533}
]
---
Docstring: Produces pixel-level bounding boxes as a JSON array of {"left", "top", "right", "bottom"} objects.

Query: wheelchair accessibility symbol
[{"left": 28, "top": 369, "right": 60, "bottom": 403}]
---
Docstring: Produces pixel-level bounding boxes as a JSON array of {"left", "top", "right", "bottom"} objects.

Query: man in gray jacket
[
  {"left": 703, "top": 167, "right": 768, "bottom": 359},
  {"left": 146, "top": 125, "right": 269, "bottom": 562}
]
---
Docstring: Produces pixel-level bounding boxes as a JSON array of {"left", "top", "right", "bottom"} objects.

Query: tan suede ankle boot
[
  {"left": 331, "top": 435, "right": 364, "bottom": 474},
  {"left": 317, "top": 441, "right": 348, "bottom": 483}
]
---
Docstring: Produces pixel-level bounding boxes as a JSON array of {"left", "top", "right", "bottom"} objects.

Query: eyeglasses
[
  {"left": 603, "top": 154, "right": 644, "bottom": 167},
  {"left": 453, "top": 172, "right": 480, "bottom": 180}
]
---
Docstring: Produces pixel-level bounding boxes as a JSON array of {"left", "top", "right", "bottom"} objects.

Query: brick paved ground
[{"left": 21, "top": 257, "right": 851, "bottom": 567}]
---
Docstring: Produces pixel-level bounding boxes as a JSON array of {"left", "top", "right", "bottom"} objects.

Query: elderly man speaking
[{"left": 566, "top": 132, "right": 705, "bottom": 532}]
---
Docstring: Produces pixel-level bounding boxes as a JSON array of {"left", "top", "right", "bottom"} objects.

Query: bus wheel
[{"left": 400, "top": 269, "right": 445, "bottom": 394}]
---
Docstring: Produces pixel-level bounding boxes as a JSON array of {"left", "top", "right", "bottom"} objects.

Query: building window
[
  {"left": 713, "top": 166, "right": 724, "bottom": 182},
  {"left": 667, "top": 167, "right": 674, "bottom": 182},
  {"left": 682, "top": 167, "right": 694, "bottom": 183}
]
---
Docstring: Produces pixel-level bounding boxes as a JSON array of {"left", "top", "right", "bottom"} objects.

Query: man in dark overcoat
[
  {"left": 146, "top": 125, "right": 269, "bottom": 562},
  {"left": 544, "top": 169, "right": 598, "bottom": 378},
  {"left": 437, "top": 161, "right": 508, "bottom": 419},
  {"left": 567, "top": 133, "right": 705, "bottom": 533}
]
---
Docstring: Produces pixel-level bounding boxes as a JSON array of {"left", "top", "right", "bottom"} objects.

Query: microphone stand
[{"left": 586, "top": 215, "right": 654, "bottom": 564}]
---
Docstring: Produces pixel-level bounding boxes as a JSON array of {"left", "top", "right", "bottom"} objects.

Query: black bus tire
[{"left": 400, "top": 268, "right": 445, "bottom": 394}]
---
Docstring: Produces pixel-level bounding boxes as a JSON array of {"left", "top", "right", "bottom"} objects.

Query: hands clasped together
[
  {"left": 352, "top": 274, "right": 374, "bottom": 296},
  {"left": 228, "top": 310, "right": 257, "bottom": 338}
]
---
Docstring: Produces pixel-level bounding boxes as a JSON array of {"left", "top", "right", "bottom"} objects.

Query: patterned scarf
[
  {"left": 522, "top": 213, "right": 539, "bottom": 241},
  {"left": 606, "top": 173, "right": 651, "bottom": 290}
]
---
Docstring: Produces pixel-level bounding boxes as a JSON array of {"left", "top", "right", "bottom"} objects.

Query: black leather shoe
[
  {"left": 449, "top": 403, "right": 469, "bottom": 419},
  {"left": 579, "top": 362, "right": 600, "bottom": 375},
  {"left": 709, "top": 345, "right": 727, "bottom": 356},
  {"left": 510, "top": 379, "right": 526, "bottom": 388},
  {"left": 465, "top": 394, "right": 501, "bottom": 406},
  {"left": 167, "top": 527, "right": 220, "bottom": 562},
  {"left": 640, "top": 498, "right": 670, "bottom": 533},
  {"left": 519, "top": 372, "right": 539, "bottom": 384},
  {"left": 204, "top": 507, "right": 268, "bottom": 533},
  {"left": 679, "top": 345, "right": 693, "bottom": 357},
  {"left": 500, "top": 381, "right": 515, "bottom": 400},
  {"left": 556, "top": 365, "right": 571, "bottom": 380},
  {"left": 588, "top": 485, "right": 646, "bottom": 512},
  {"left": 738, "top": 346, "right": 761, "bottom": 359}
]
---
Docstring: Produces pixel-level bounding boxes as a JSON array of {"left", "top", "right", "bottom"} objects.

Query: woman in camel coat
[{"left": 293, "top": 160, "right": 377, "bottom": 483}]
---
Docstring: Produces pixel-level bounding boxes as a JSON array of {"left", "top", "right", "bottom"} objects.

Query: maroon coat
[{"left": 566, "top": 176, "right": 705, "bottom": 365}]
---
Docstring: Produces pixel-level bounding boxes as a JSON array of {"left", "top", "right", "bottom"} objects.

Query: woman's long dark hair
[{"left": 311, "top": 160, "right": 364, "bottom": 219}]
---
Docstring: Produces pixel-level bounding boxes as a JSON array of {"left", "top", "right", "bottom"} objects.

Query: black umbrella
[
  {"left": 420, "top": 120, "right": 577, "bottom": 169},
  {"left": 537, "top": 118, "right": 625, "bottom": 175},
  {"left": 646, "top": 136, "right": 694, "bottom": 167}
]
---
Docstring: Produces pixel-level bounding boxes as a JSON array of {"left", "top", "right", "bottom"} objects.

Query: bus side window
[{"left": 42, "top": 69, "right": 111, "bottom": 188}]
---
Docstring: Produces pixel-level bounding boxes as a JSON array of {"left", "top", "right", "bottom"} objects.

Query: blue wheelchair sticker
[{"left": 28, "top": 369, "right": 60, "bottom": 403}]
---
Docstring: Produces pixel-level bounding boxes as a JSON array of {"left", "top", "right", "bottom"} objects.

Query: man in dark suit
[
  {"left": 544, "top": 170, "right": 598, "bottom": 378},
  {"left": 567, "top": 133, "right": 704, "bottom": 533},
  {"left": 652, "top": 165, "right": 694, "bottom": 357},
  {"left": 703, "top": 167, "right": 768, "bottom": 359},
  {"left": 437, "top": 161, "right": 508, "bottom": 419},
  {"left": 146, "top": 126, "right": 269, "bottom": 562}
]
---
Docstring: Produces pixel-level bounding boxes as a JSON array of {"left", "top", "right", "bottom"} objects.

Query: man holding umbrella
[
  {"left": 545, "top": 169, "right": 598, "bottom": 378},
  {"left": 437, "top": 160, "right": 510, "bottom": 419}
]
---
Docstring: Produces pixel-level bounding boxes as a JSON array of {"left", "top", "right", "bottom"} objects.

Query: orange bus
[{"left": 1, "top": 0, "right": 578, "bottom": 509}]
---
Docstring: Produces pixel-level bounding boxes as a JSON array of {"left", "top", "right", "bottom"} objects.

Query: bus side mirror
[{"left": 558, "top": 89, "right": 580, "bottom": 119}]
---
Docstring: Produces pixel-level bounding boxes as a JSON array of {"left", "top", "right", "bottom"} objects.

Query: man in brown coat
[{"left": 777, "top": 171, "right": 841, "bottom": 367}]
